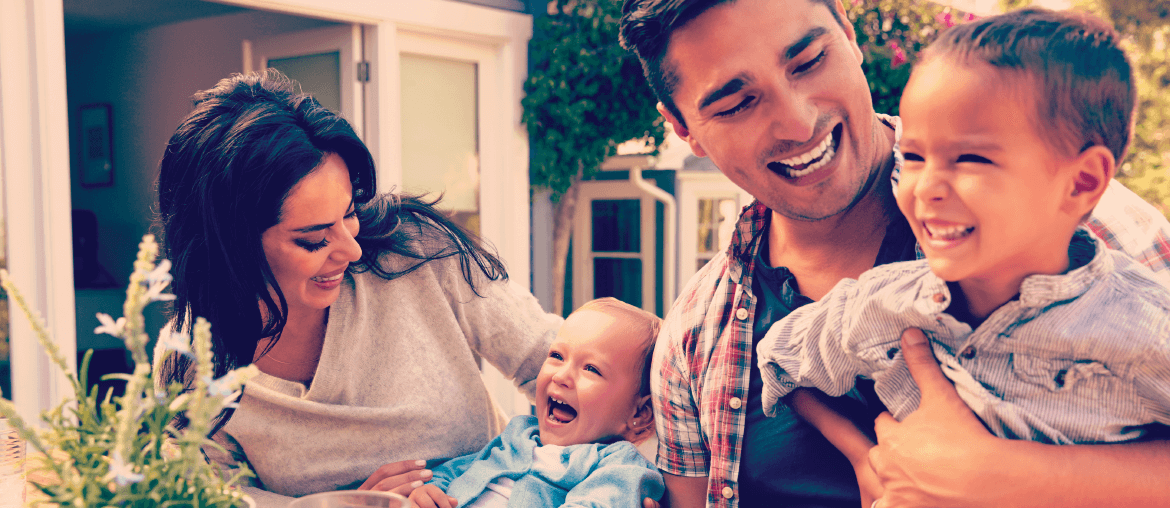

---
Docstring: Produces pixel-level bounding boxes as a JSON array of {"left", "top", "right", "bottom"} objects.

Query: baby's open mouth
[
  {"left": 547, "top": 397, "right": 577, "bottom": 424},
  {"left": 767, "top": 123, "right": 842, "bottom": 179}
]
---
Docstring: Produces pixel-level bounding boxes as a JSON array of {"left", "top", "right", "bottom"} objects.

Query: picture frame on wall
[{"left": 79, "top": 103, "right": 114, "bottom": 188}]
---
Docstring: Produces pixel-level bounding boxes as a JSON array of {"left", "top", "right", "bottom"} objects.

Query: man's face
[{"left": 662, "top": 0, "right": 886, "bottom": 221}]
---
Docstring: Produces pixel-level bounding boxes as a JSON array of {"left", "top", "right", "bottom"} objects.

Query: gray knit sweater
[{"left": 204, "top": 254, "right": 560, "bottom": 506}]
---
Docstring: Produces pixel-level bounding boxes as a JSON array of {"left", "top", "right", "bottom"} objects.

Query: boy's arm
[
  {"left": 788, "top": 390, "right": 881, "bottom": 506},
  {"left": 561, "top": 445, "right": 666, "bottom": 508},
  {"left": 871, "top": 329, "right": 1170, "bottom": 507},
  {"left": 756, "top": 277, "right": 875, "bottom": 416}
]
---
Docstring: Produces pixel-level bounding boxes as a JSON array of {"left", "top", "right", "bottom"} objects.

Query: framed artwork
[{"left": 79, "top": 103, "right": 114, "bottom": 187}]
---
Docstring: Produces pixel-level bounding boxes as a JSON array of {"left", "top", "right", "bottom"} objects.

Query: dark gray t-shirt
[{"left": 738, "top": 216, "right": 917, "bottom": 507}]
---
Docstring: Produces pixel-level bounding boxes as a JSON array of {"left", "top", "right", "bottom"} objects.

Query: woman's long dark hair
[{"left": 157, "top": 70, "right": 506, "bottom": 426}]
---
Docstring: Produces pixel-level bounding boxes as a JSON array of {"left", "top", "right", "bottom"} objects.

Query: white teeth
[
  {"left": 925, "top": 224, "right": 974, "bottom": 240},
  {"left": 788, "top": 143, "right": 835, "bottom": 178},
  {"left": 779, "top": 132, "right": 832, "bottom": 166},
  {"left": 312, "top": 273, "right": 343, "bottom": 282}
]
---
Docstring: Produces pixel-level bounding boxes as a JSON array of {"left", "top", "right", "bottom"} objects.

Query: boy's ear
[
  {"left": 658, "top": 102, "right": 707, "bottom": 158},
  {"left": 1063, "top": 145, "right": 1115, "bottom": 217},
  {"left": 623, "top": 394, "right": 655, "bottom": 444}
]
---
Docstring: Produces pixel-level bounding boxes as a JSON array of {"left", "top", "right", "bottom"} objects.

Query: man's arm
[
  {"left": 869, "top": 329, "right": 1170, "bottom": 508},
  {"left": 651, "top": 309, "right": 712, "bottom": 508},
  {"left": 662, "top": 472, "right": 709, "bottom": 508}
]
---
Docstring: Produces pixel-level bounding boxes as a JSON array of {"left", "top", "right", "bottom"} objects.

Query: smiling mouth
[
  {"left": 311, "top": 272, "right": 344, "bottom": 283},
  {"left": 547, "top": 397, "right": 577, "bottom": 424},
  {"left": 925, "top": 223, "right": 975, "bottom": 241},
  {"left": 768, "top": 124, "right": 842, "bottom": 179}
]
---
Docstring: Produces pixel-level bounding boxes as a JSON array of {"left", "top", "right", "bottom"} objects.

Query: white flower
[
  {"left": 144, "top": 259, "right": 173, "bottom": 286},
  {"left": 157, "top": 327, "right": 193, "bottom": 357},
  {"left": 143, "top": 259, "right": 177, "bottom": 302},
  {"left": 94, "top": 313, "right": 126, "bottom": 337},
  {"left": 203, "top": 366, "right": 260, "bottom": 400},
  {"left": 104, "top": 451, "right": 145, "bottom": 486}
]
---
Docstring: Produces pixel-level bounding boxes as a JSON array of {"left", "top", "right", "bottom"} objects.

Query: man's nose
[{"left": 768, "top": 89, "right": 817, "bottom": 144}]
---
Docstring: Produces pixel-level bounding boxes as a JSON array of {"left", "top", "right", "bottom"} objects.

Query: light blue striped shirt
[{"left": 757, "top": 230, "right": 1170, "bottom": 444}]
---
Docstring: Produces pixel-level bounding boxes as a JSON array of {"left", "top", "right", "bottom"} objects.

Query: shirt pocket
[{"left": 1010, "top": 354, "right": 1114, "bottom": 396}]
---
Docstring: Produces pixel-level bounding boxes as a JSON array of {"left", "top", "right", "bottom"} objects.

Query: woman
[{"left": 156, "top": 70, "right": 559, "bottom": 507}]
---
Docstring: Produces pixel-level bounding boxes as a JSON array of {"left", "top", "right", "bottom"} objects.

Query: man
[{"left": 618, "top": 0, "right": 1170, "bottom": 507}]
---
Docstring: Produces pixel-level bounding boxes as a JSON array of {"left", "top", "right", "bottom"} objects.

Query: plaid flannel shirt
[{"left": 651, "top": 114, "right": 1170, "bottom": 508}]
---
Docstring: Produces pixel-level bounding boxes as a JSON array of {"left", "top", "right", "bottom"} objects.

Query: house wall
[{"left": 66, "top": 10, "right": 337, "bottom": 350}]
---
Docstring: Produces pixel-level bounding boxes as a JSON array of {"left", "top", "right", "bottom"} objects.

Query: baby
[
  {"left": 409, "top": 298, "right": 665, "bottom": 508},
  {"left": 757, "top": 7, "right": 1170, "bottom": 445}
]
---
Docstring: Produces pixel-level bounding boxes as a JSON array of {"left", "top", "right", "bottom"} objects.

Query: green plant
[
  {"left": 523, "top": 0, "right": 666, "bottom": 315},
  {"left": 0, "top": 235, "right": 258, "bottom": 507},
  {"left": 847, "top": 0, "right": 968, "bottom": 116}
]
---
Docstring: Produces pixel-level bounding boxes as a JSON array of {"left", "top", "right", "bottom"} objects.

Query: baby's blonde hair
[{"left": 573, "top": 297, "right": 661, "bottom": 396}]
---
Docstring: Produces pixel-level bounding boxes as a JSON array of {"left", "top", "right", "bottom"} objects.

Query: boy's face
[
  {"left": 897, "top": 58, "right": 1080, "bottom": 295},
  {"left": 660, "top": 0, "right": 888, "bottom": 221},
  {"left": 535, "top": 309, "right": 645, "bottom": 447}
]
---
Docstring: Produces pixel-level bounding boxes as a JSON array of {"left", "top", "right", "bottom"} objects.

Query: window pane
[
  {"left": 593, "top": 258, "right": 642, "bottom": 308},
  {"left": 697, "top": 198, "right": 738, "bottom": 255},
  {"left": 591, "top": 200, "right": 640, "bottom": 252},
  {"left": 267, "top": 52, "right": 342, "bottom": 114},
  {"left": 400, "top": 54, "right": 480, "bottom": 234}
]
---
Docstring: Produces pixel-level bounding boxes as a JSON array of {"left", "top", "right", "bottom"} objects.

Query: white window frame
[
  {"left": 1, "top": 0, "right": 76, "bottom": 421},
  {"left": 572, "top": 181, "right": 659, "bottom": 315},
  {"left": 676, "top": 172, "right": 753, "bottom": 287}
]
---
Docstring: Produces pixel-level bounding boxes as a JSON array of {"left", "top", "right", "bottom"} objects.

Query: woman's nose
[{"left": 333, "top": 223, "right": 362, "bottom": 262}]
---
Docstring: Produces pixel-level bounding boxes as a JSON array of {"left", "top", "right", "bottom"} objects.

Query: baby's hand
[{"left": 408, "top": 484, "right": 458, "bottom": 508}]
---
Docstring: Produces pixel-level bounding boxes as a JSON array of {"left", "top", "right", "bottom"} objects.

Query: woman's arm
[{"left": 869, "top": 329, "right": 1170, "bottom": 508}]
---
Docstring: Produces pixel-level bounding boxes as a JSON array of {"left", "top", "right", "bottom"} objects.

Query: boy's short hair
[
  {"left": 575, "top": 297, "right": 662, "bottom": 396},
  {"left": 619, "top": 0, "right": 846, "bottom": 128},
  {"left": 921, "top": 7, "right": 1135, "bottom": 163}
]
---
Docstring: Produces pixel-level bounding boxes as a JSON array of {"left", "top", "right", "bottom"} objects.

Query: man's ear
[
  {"left": 658, "top": 102, "right": 707, "bottom": 158},
  {"left": 833, "top": 0, "right": 863, "bottom": 63},
  {"left": 1062, "top": 145, "right": 1115, "bottom": 217},
  {"left": 623, "top": 394, "right": 655, "bottom": 444}
]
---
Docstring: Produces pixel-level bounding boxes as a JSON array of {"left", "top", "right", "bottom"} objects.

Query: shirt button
[
  {"left": 735, "top": 307, "right": 749, "bottom": 320},
  {"left": 933, "top": 293, "right": 946, "bottom": 303},
  {"left": 960, "top": 346, "right": 977, "bottom": 359},
  {"left": 729, "top": 397, "right": 742, "bottom": 410},
  {"left": 722, "top": 486, "right": 735, "bottom": 499}
]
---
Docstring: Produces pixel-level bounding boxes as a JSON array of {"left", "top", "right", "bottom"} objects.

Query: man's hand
[
  {"left": 357, "top": 459, "right": 432, "bottom": 497},
  {"left": 407, "top": 484, "right": 457, "bottom": 508},
  {"left": 868, "top": 328, "right": 1002, "bottom": 508}
]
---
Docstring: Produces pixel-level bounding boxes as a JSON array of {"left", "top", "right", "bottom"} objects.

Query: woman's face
[{"left": 261, "top": 153, "right": 362, "bottom": 314}]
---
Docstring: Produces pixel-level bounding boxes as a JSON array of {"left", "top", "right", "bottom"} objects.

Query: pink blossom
[
  {"left": 964, "top": 13, "right": 979, "bottom": 22},
  {"left": 937, "top": 12, "right": 955, "bottom": 28},
  {"left": 889, "top": 41, "right": 907, "bottom": 67}
]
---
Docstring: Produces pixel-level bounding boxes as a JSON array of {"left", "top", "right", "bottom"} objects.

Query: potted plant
[{"left": 0, "top": 235, "right": 258, "bottom": 507}]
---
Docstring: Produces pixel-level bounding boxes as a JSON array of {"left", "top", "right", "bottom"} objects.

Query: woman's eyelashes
[{"left": 296, "top": 238, "right": 329, "bottom": 252}]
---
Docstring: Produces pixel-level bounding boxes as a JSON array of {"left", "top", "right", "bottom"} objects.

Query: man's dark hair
[
  {"left": 619, "top": 0, "right": 846, "bottom": 128},
  {"left": 921, "top": 7, "right": 1135, "bottom": 162}
]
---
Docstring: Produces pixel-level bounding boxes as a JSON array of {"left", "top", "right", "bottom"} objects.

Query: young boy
[
  {"left": 756, "top": 7, "right": 1170, "bottom": 446},
  {"left": 408, "top": 298, "right": 665, "bottom": 508}
]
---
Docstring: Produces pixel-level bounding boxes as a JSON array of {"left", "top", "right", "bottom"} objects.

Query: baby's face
[
  {"left": 535, "top": 309, "right": 644, "bottom": 447},
  {"left": 897, "top": 58, "right": 1081, "bottom": 293}
]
